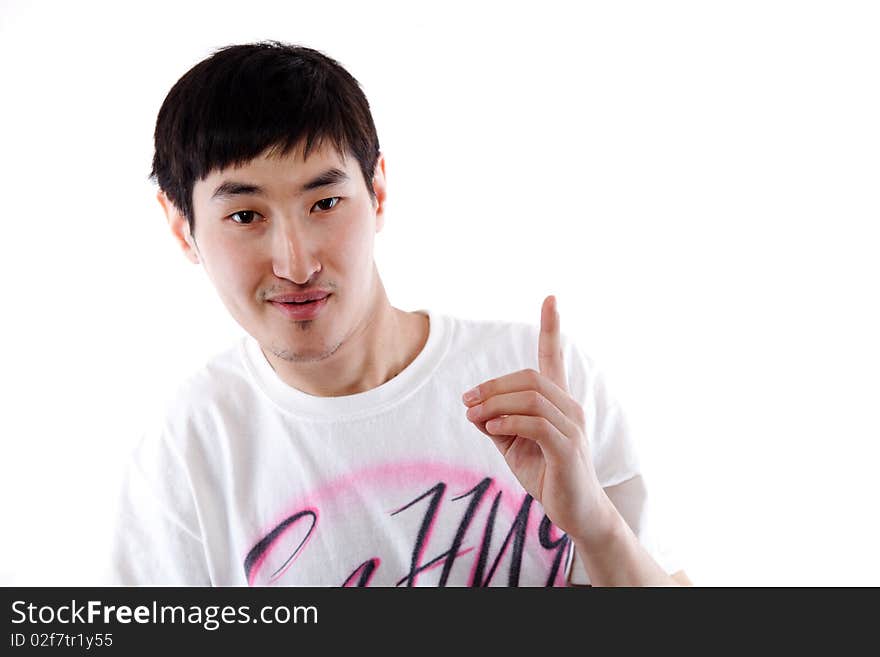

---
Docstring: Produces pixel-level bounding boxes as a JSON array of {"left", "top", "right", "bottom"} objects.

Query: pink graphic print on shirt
[{"left": 243, "top": 462, "right": 571, "bottom": 587}]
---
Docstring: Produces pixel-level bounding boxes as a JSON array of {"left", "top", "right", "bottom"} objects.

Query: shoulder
[
  {"left": 442, "top": 311, "right": 585, "bottom": 362},
  {"left": 441, "top": 311, "right": 595, "bottom": 386},
  {"left": 144, "top": 336, "right": 255, "bottom": 453}
]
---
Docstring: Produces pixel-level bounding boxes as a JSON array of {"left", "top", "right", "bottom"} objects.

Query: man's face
[{"left": 181, "top": 141, "right": 386, "bottom": 363}]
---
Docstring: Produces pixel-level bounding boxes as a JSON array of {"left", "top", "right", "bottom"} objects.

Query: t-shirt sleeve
[
  {"left": 105, "top": 423, "right": 212, "bottom": 586},
  {"left": 561, "top": 336, "right": 682, "bottom": 584}
]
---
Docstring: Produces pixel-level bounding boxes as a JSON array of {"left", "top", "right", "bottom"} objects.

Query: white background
[{"left": 1, "top": 0, "right": 878, "bottom": 586}]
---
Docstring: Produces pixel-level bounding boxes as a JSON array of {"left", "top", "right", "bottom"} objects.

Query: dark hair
[{"left": 149, "top": 41, "right": 381, "bottom": 233}]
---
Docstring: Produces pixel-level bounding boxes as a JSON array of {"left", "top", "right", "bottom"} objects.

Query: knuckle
[
  {"left": 518, "top": 368, "right": 537, "bottom": 383},
  {"left": 527, "top": 390, "right": 544, "bottom": 413},
  {"left": 540, "top": 417, "right": 555, "bottom": 438}
]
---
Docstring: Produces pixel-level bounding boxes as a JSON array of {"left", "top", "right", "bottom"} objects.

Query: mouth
[
  {"left": 280, "top": 298, "right": 323, "bottom": 305},
  {"left": 269, "top": 294, "right": 331, "bottom": 320}
]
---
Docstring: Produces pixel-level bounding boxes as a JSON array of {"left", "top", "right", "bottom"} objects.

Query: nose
[{"left": 271, "top": 218, "right": 322, "bottom": 284}]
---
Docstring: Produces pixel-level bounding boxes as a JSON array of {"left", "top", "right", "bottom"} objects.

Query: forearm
[{"left": 570, "top": 501, "right": 679, "bottom": 587}]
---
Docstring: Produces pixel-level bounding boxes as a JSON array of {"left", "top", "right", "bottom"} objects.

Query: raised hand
[{"left": 462, "top": 295, "right": 615, "bottom": 547}]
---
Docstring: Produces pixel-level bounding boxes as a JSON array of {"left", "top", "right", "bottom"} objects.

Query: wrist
[{"left": 568, "top": 491, "right": 627, "bottom": 556}]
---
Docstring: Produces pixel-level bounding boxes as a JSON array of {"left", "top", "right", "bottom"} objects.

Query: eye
[
  {"left": 312, "top": 197, "right": 341, "bottom": 212},
  {"left": 228, "top": 210, "right": 261, "bottom": 225}
]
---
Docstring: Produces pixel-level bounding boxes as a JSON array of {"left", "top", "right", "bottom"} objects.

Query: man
[{"left": 110, "top": 41, "right": 690, "bottom": 586}]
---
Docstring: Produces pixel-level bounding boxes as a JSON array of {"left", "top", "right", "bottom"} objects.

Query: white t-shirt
[{"left": 108, "top": 309, "right": 680, "bottom": 586}]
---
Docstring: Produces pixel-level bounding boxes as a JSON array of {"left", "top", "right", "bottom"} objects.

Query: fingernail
[{"left": 462, "top": 388, "right": 480, "bottom": 404}]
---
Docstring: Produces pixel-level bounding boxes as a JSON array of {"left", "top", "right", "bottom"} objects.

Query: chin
[{"left": 268, "top": 335, "right": 343, "bottom": 364}]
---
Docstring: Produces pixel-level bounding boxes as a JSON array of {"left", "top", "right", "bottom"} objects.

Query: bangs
[{"left": 150, "top": 41, "right": 379, "bottom": 229}]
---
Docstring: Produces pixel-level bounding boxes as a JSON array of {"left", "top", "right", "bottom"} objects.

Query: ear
[
  {"left": 157, "top": 190, "right": 200, "bottom": 264},
  {"left": 371, "top": 154, "right": 387, "bottom": 233}
]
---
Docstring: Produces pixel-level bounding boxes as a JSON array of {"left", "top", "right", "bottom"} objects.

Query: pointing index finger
[{"left": 538, "top": 295, "right": 567, "bottom": 392}]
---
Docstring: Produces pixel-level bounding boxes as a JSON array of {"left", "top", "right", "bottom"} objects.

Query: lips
[
  {"left": 281, "top": 298, "right": 322, "bottom": 305},
  {"left": 269, "top": 294, "right": 331, "bottom": 320},
  {"left": 269, "top": 290, "right": 331, "bottom": 303}
]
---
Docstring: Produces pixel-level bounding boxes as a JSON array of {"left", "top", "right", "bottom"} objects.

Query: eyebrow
[{"left": 210, "top": 167, "right": 350, "bottom": 202}]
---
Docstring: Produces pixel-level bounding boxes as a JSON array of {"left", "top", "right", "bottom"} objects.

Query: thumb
[{"left": 538, "top": 295, "right": 568, "bottom": 392}]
